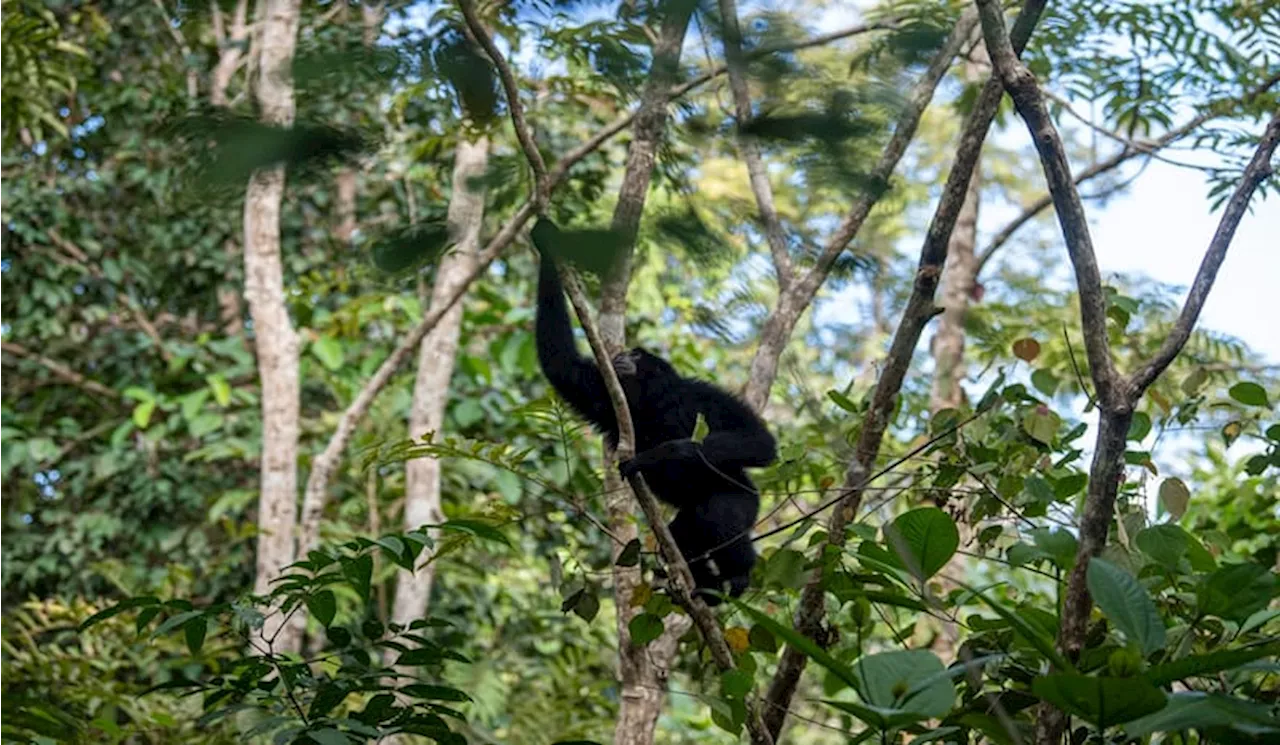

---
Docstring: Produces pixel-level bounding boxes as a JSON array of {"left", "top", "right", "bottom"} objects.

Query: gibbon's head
[{"left": 611, "top": 347, "right": 675, "bottom": 379}]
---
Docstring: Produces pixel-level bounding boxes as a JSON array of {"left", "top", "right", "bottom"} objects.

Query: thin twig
[{"left": 458, "top": 0, "right": 548, "bottom": 196}]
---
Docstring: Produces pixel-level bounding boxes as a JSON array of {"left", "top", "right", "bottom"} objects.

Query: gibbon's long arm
[{"left": 533, "top": 222, "right": 615, "bottom": 434}]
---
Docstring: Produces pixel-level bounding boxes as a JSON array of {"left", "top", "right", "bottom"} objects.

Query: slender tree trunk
[
  {"left": 600, "top": 6, "right": 696, "bottom": 742},
  {"left": 391, "top": 136, "right": 489, "bottom": 624},
  {"left": 928, "top": 163, "right": 980, "bottom": 414},
  {"left": 244, "top": 0, "right": 303, "bottom": 652},
  {"left": 927, "top": 160, "right": 980, "bottom": 659}
]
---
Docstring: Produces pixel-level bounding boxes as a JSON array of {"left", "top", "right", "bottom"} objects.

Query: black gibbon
[{"left": 532, "top": 219, "right": 776, "bottom": 604}]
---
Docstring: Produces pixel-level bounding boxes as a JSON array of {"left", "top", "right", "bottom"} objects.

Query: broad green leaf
[
  {"left": 1032, "top": 674, "right": 1167, "bottom": 728},
  {"left": 1135, "top": 524, "right": 1214, "bottom": 572},
  {"left": 79, "top": 596, "right": 161, "bottom": 631},
  {"left": 748, "top": 624, "right": 778, "bottom": 653},
  {"left": 882, "top": 507, "right": 958, "bottom": 581},
  {"left": 306, "top": 590, "right": 337, "bottom": 627},
  {"left": 720, "top": 669, "right": 753, "bottom": 698},
  {"left": 1228, "top": 381, "right": 1269, "bottom": 407},
  {"left": 615, "top": 539, "right": 641, "bottom": 567},
  {"left": 828, "top": 390, "right": 859, "bottom": 412},
  {"left": 1021, "top": 406, "right": 1060, "bottom": 445},
  {"left": 307, "top": 728, "right": 350, "bottom": 745},
  {"left": 184, "top": 616, "right": 207, "bottom": 655},
  {"left": 401, "top": 684, "right": 470, "bottom": 702},
  {"left": 311, "top": 336, "right": 344, "bottom": 371},
  {"left": 824, "top": 649, "right": 956, "bottom": 729},
  {"left": 1144, "top": 642, "right": 1280, "bottom": 687},
  {"left": 1087, "top": 558, "right": 1166, "bottom": 655},
  {"left": 628, "top": 613, "right": 665, "bottom": 646},
  {"left": 151, "top": 610, "right": 204, "bottom": 639},
  {"left": 205, "top": 374, "right": 232, "bottom": 406},
  {"left": 1197, "top": 563, "right": 1277, "bottom": 622},
  {"left": 132, "top": 399, "right": 156, "bottom": 429},
  {"left": 342, "top": 554, "right": 374, "bottom": 604},
  {"left": 309, "top": 684, "right": 349, "bottom": 720},
  {"left": 960, "top": 582, "right": 1073, "bottom": 671},
  {"left": 1124, "top": 692, "right": 1280, "bottom": 737},
  {"left": 732, "top": 600, "right": 862, "bottom": 691},
  {"left": 1127, "top": 411, "right": 1152, "bottom": 441}
]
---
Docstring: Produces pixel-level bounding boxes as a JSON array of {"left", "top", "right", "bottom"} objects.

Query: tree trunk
[
  {"left": 598, "top": 6, "right": 696, "bottom": 742},
  {"left": 244, "top": 0, "right": 303, "bottom": 652},
  {"left": 928, "top": 163, "right": 980, "bottom": 413},
  {"left": 390, "top": 136, "right": 489, "bottom": 624}
]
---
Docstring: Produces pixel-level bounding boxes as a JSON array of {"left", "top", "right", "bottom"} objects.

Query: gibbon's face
[{"left": 611, "top": 347, "right": 674, "bottom": 379}]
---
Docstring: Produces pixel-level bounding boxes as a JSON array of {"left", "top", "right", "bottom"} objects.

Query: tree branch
[
  {"left": 975, "top": 0, "right": 1120, "bottom": 403},
  {"left": 458, "top": 0, "right": 548, "bottom": 197},
  {"left": 1, "top": 341, "right": 122, "bottom": 402},
  {"left": 761, "top": 3, "right": 1046, "bottom": 737},
  {"left": 555, "top": 261, "right": 774, "bottom": 745},
  {"left": 742, "top": 7, "right": 978, "bottom": 412},
  {"left": 717, "top": 0, "right": 793, "bottom": 286},
  {"left": 1129, "top": 109, "right": 1280, "bottom": 392}
]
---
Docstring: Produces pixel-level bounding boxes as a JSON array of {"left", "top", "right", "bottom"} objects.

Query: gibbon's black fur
[{"left": 532, "top": 219, "right": 777, "bottom": 605}]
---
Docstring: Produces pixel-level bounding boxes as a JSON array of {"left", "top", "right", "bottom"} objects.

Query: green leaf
[
  {"left": 1031, "top": 369, "right": 1059, "bottom": 397},
  {"left": 748, "top": 624, "right": 778, "bottom": 653},
  {"left": 615, "top": 539, "right": 641, "bottom": 567},
  {"left": 342, "top": 554, "right": 374, "bottom": 604},
  {"left": 1021, "top": 406, "right": 1060, "bottom": 445},
  {"left": 1228, "top": 381, "right": 1269, "bottom": 407},
  {"left": 691, "top": 412, "right": 710, "bottom": 443},
  {"left": 1144, "top": 642, "right": 1280, "bottom": 687},
  {"left": 764, "top": 548, "right": 808, "bottom": 589},
  {"left": 132, "top": 399, "right": 157, "bottom": 429},
  {"left": 571, "top": 589, "right": 599, "bottom": 623},
  {"left": 1124, "top": 692, "right": 1280, "bottom": 737},
  {"left": 311, "top": 336, "right": 344, "bottom": 371},
  {"left": 720, "top": 669, "right": 753, "bottom": 698},
  {"left": 306, "top": 590, "right": 337, "bottom": 627},
  {"left": 205, "top": 374, "right": 232, "bottom": 406},
  {"left": 79, "top": 596, "right": 161, "bottom": 631},
  {"left": 1087, "top": 558, "right": 1166, "bottom": 655},
  {"left": 400, "top": 684, "right": 470, "bottom": 702},
  {"left": 828, "top": 390, "right": 859, "bottom": 412},
  {"left": 732, "top": 600, "right": 862, "bottom": 691},
  {"left": 151, "top": 610, "right": 204, "bottom": 640},
  {"left": 1032, "top": 674, "right": 1167, "bottom": 728},
  {"left": 855, "top": 649, "right": 956, "bottom": 717},
  {"left": 309, "top": 684, "right": 349, "bottom": 720},
  {"left": 1197, "top": 563, "right": 1277, "bottom": 622},
  {"left": 959, "top": 582, "right": 1073, "bottom": 671},
  {"left": 882, "top": 507, "right": 958, "bottom": 581},
  {"left": 183, "top": 616, "right": 207, "bottom": 655},
  {"left": 440, "top": 518, "right": 510, "bottom": 545},
  {"left": 308, "top": 727, "right": 352, "bottom": 745},
  {"left": 1127, "top": 411, "right": 1152, "bottom": 441},
  {"left": 628, "top": 613, "right": 665, "bottom": 646},
  {"left": 1135, "top": 524, "right": 1214, "bottom": 572}
]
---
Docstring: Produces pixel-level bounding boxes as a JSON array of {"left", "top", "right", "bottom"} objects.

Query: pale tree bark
[
  {"left": 974, "top": 3, "right": 1280, "bottom": 743},
  {"left": 925, "top": 52, "right": 985, "bottom": 661},
  {"left": 391, "top": 136, "right": 489, "bottom": 624},
  {"left": 244, "top": 0, "right": 304, "bottom": 652}
]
